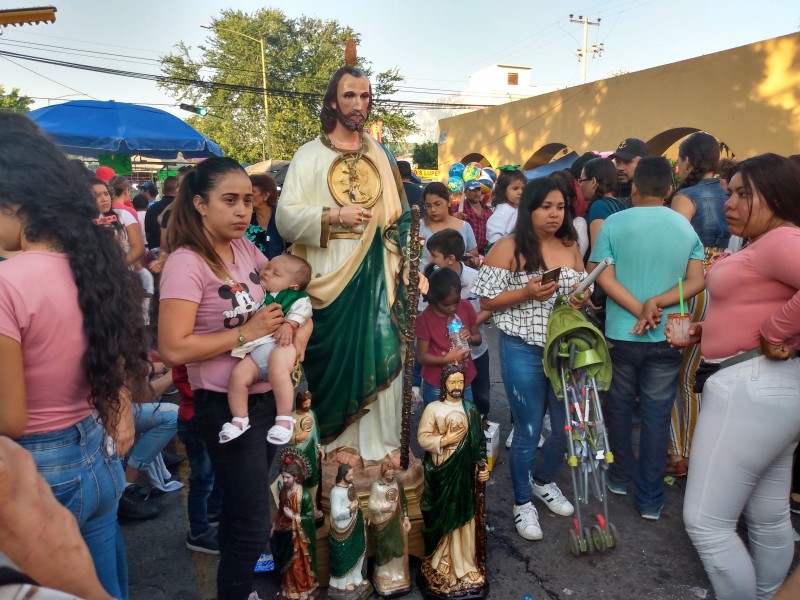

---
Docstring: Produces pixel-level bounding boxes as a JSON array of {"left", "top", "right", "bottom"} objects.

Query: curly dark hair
[
  {"left": 513, "top": 177, "right": 575, "bottom": 273},
  {"left": 0, "top": 112, "right": 153, "bottom": 430},
  {"left": 320, "top": 66, "right": 373, "bottom": 134}
]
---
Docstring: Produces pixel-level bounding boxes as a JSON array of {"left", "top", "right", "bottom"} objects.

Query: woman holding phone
[{"left": 472, "top": 177, "right": 587, "bottom": 543}]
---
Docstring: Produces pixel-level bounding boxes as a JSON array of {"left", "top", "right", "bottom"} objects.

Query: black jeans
[
  {"left": 471, "top": 350, "right": 491, "bottom": 418},
  {"left": 194, "top": 389, "right": 277, "bottom": 600}
]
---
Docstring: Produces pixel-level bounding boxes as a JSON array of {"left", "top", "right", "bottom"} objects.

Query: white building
[{"left": 407, "top": 64, "right": 554, "bottom": 145}]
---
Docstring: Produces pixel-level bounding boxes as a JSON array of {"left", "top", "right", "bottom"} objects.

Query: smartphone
[{"left": 541, "top": 267, "right": 562, "bottom": 285}]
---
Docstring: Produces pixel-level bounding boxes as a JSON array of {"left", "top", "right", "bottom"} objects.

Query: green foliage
[
  {"left": 159, "top": 8, "right": 416, "bottom": 163},
  {"left": 0, "top": 86, "right": 33, "bottom": 113},
  {"left": 412, "top": 141, "right": 438, "bottom": 169}
]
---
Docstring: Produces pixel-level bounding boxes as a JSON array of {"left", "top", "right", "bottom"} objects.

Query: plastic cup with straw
[{"left": 667, "top": 276, "right": 691, "bottom": 345}]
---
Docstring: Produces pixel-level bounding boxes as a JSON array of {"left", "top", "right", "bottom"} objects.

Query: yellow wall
[{"left": 438, "top": 32, "right": 800, "bottom": 170}]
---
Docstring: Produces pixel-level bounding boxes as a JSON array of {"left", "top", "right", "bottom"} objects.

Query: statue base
[
  {"left": 326, "top": 580, "right": 373, "bottom": 600},
  {"left": 372, "top": 581, "right": 413, "bottom": 599},
  {"left": 416, "top": 569, "right": 489, "bottom": 600},
  {"left": 313, "top": 450, "right": 424, "bottom": 586},
  {"left": 275, "top": 586, "right": 322, "bottom": 600}
]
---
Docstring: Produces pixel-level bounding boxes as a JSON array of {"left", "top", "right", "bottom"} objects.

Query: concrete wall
[{"left": 438, "top": 32, "right": 800, "bottom": 170}]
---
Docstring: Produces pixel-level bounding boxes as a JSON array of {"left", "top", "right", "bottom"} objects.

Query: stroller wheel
[
  {"left": 605, "top": 522, "right": 618, "bottom": 549},
  {"left": 568, "top": 528, "right": 581, "bottom": 557},
  {"left": 583, "top": 527, "right": 595, "bottom": 555},
  {"left": 591, "top": 524, "right": 607, "bottom": 552}
]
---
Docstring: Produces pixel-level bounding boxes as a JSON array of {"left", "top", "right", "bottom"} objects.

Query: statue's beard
[
  {"left": 447, "top": 388, "right": 463, "bottom": 400},
  {"left": 337, "top": 107, "right": 367, "bottom": 132}
]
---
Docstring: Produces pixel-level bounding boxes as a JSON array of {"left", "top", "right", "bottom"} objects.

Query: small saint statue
[
  {"left": 290, "top": 389, "right": 325, "bottom": 524},
  {"left": 368, "top": 458, "right": 412, "bottom": 598},
  {"left": 417, "top": 363, "right": 489, "bottom": 600}
]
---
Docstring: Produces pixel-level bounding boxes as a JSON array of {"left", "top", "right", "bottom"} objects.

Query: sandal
[
  {"left": 219, "top": 417, "right": 250, "bottom": 444},
  {"left": 666, "top": 457, "right": 689, "bottom": 477},
  {"left": 266, "top": 416, "right": 296, "bottom": 445}
]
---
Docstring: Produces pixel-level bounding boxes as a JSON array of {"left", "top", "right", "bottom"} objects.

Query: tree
[
  {"left": 412, "top": 142, "right": 438, "bottom": 169},
  {"left": 159, "top": 8, "right": 416, "bottom": 163},
  {"left": 0, "top": 86, "right": 33, "bottom": 113}
]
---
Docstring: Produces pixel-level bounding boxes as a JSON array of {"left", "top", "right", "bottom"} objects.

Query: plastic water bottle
[{"left": 447, "top": 314, "right": 470, "bottom": 352}]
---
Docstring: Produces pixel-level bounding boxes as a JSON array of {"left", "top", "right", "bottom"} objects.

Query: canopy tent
[
  {"left": 245, "top": 159, "right": 291, "bottom": 189},
  {"left": 523, "top": 151, "right": 579, "bottom": 180},
  {"left": 27, "top": 100, "right": 223, "bottom": 159}
]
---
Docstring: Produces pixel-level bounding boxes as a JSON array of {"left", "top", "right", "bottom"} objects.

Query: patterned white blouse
[{"left": 471, "top": 265, "right": 589, "bottom": 347}]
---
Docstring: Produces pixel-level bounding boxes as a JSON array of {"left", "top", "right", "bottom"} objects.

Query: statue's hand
[
  {"left": 283, "top": 506, "right": 294, "bottom": 519},
  {"left": 403, "top": 517, "right": 411, "bottom": 532}
]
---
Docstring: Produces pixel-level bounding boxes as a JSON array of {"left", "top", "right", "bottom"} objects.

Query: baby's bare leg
[
  {"left": 227, "top": 356, "right": 261, "bottom": 421},
  {"left": 268, "top": 345, "right": 299, "bottom": 426}
]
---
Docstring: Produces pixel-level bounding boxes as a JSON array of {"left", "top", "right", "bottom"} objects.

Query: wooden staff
[
  {"left": 474, "top": 463, "right": 488, "bottom": 574},
  {"left": 400, "top": 205, "right": 422, "bottom": 470}
]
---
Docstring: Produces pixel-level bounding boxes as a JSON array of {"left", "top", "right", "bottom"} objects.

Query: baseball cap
[
  {"left": 464, "top": 179, "right": 482, "bottom": 191},
  {"left": 610, "top": 138, "right": 649, "bottom": 161},
  {"left": 94, "top": 166, "right": 115, "bottom": 183},
  {"left": 140, "top": 181, "right": 158, "bottom": 194}
]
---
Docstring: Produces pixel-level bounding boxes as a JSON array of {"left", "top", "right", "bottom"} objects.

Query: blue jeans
[
  {"left": 422, "top": 380, "right": 473, "bottom": 405},
  {"left": 177, "top": 417, "right": 223, "bottom": 536},
  {"left": 127, "top": 402, "right": 178, "bottom": 472},
  {"left": 498, "top": 332, "right": 567, "bottom": 505},
  {"left": 606, "top": 339, "right": 682, "bottom": 513},
  {"left": 194, "top": 389, "right": 277, "bottom": 600},
  {"left": 17, "top": 413, "right": 128, "bottom": 599}
]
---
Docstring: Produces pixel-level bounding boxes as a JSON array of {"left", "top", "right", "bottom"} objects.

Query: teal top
[{"left": 589, "top": 207, "right": 703, "bottom": 342}]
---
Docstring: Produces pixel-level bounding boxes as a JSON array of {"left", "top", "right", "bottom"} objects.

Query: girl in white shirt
[{"left": 486, "top": 167, "right": 526, "bottom": 245}]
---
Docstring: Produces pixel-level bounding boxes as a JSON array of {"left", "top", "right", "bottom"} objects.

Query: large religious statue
[
  {"left": 417, "top": 364, "right": 489, "bottom": 600},
  {"left": 270, "top": 448, "right": 320, "bottom": 600},
  {"left": 368, "top": 459, "right": 412, "bottom": 598},
  {"left": 276, "top": 43, "right": 411, "bottom": 463},
  {"left": 327, "top": 464, "right": 372, "bottom": 600},
  {"left": 291, "top": 390, "right": 325, "bottom": 523}
]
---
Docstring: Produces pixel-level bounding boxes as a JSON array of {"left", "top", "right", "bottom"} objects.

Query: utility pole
[{"left": 569, "top": 14, "right": 603, "bottom": 84}]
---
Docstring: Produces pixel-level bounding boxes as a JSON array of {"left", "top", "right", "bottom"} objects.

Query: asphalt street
[{"left": 124, "top": 323, "right": 800, "bottom": 600}]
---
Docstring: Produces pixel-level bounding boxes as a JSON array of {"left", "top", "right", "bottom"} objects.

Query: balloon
[
  {"left": 478, "top": 171, "right": 494, "bottom": 194},
  {"left": 448, "top": 163, "right": 465, "bottom": 178},
  {"left": 483, "top": 168, "right": 497, "bottom": 183},
  {"left": 462, "top": 164, "right": 481, "bottom": 182},
  {"left": 446, "top": 176, "right": 465, "bottom": 194},
  {"left": 468, "top": 161, "right": 483, "bottom": 172}
]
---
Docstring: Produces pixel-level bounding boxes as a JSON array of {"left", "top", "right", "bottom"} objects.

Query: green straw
[{"left": 678, "top": 277, "right": 685, "bottom": 316}]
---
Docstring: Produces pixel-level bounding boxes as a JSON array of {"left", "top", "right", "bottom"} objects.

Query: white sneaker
[
  {"left": 506, "top": 427, "right": 514, "bottom": 449},
  {"left": 532, "top": 481, "right": 574, "bottom": 517},
  {"left": 513, "top": 502, "right": 543, "bottom": 540}
]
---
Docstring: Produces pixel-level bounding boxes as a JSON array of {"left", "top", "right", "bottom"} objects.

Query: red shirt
[
  {"left": 463, "top": 200, "right": 493, "bottom": 252},
  {"left": 416, "top": 300, "right": 477, "bottom": 387}
]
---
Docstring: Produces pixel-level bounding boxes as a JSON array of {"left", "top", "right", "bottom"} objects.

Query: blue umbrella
[{"left": 27, "top": 100, "right": 223, "bottom": 159}]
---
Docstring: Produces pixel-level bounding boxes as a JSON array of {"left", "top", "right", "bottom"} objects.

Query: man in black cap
[{"left": 610, "top": 137, "right": 649, "bottom": 202}]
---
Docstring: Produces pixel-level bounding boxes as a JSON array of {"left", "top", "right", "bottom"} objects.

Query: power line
[
  {"left": 0, "top": 37, "right": 521, "bottom": 101},
  {"left": 0, "top": 54, "right": 98, "bottom": 100},
  {"left": 0, "top": 49, "right": 491, "bottom": 111}
]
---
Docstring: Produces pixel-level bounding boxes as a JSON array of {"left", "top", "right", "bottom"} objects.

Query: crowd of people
[{"left": 0, "top": 62, "right": 799, "bottom": 600}]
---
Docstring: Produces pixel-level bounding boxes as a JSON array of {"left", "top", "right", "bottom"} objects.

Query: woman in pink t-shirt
[
  {"left": 158, "top": 156, "right": 311, "bottom": 600},
  {"left": 679, "top": 154, "right": 800, "bottom": 600},
  {"left": 0, "top": 111, "right": 153, "bottom": 599}
]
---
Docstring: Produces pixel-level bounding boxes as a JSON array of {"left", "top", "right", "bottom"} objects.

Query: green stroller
[{"left": 543, "top": 295, "right": 618, "bottom": 557}]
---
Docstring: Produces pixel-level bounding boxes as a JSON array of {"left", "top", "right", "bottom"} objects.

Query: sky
[{"left": 1, "top": 0, "right": 799, "bottom": 121}]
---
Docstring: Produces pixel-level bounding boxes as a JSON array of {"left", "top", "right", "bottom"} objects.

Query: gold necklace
[{"left": 322, "top": 134, "right": 369, "bottom": 204}]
